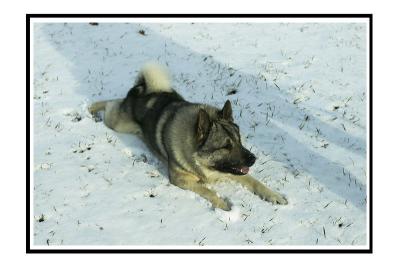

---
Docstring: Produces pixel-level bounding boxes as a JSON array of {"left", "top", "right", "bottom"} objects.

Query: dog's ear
[
  {"left": 220, "top": 100, "right": 233, "bottom": 121},
  {"left": 196, "top": 109, "right": 211, "bottom": 144}
]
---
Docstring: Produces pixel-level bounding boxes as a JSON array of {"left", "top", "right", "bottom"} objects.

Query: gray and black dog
[{"left": 89, "top": 63, "right": 287, "bottom": 211}]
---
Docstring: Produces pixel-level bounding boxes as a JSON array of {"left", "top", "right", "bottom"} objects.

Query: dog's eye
[
  {"left": 214, "top": 141, "right": 232, "bottom": 152},
  {"left": 222, "top": 142, "right": 232, "bottom": 150}
]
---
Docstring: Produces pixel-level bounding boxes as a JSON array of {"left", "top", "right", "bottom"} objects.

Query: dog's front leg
[
  {"left": 169, "top": 167, "right": 232, "bottom": 211},
  {"left": 230, "top": 174, "right": 288, "bottom": 205}
]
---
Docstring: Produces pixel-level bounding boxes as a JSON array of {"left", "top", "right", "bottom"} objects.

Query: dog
[{"left": 89, "top": 63, "right": 288, "bottom": 211}]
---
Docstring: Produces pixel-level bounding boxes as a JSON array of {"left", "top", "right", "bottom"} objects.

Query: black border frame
[{"left": 27, "top": 13, "right": 373, "bottom": 254}]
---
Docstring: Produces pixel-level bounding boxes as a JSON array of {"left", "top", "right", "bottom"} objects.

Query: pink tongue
[{"left": 240, "top": 166, "right": 249, "bottom": 174}]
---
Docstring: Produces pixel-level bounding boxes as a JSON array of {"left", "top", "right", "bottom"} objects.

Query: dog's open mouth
[
  {"left": 215, "top": 164, "right": 250, "bottom": 175},
  {"left": 229, "top": 166, "right": 249, "bottom": 175}
]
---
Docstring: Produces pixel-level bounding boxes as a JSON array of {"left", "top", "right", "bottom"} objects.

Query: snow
[{"left": 32, "top": 22, "right": 368, "bottom": 247}]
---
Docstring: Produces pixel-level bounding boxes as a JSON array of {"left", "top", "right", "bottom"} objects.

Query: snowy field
[{"left": 32, "top": 21, "right": 368, "bottom": 247}]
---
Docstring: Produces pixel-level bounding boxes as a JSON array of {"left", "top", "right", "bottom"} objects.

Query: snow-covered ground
[{"left": 32, "top": 21, "right": 368, "bottom": 247}]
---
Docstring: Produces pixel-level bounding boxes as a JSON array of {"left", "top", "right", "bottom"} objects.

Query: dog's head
[{"left": 195, "top": 100, "right": 256, "bottom": 175}]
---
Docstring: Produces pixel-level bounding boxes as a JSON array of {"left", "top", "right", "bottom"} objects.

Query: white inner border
[{"left": 29, "top": 16, "right": 370, "bottom": 251}]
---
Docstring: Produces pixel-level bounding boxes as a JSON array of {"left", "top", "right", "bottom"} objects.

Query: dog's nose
[
  {"left": 241, "top": 147, "right": 256, "bottom": 166},
  {"left": 247, "top": 153, "right": 256, "bottom": 166}
]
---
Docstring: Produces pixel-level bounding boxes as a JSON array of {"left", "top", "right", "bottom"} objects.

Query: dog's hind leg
[
  {"left": 88, "top": 100, "right": 107, "bottom": 115},
  {"left": 169, "top": 167, "right": 232, "bottom": 211},
  {"left": 104, "top": 99, "right": 143, "bottom": 136},
  {"left": 89, "top": 99, "right": 143, "bottom": 137}
]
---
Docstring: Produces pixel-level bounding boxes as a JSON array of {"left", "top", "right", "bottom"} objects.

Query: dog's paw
[
  {"left": 271, "top": 194, "right": 288, "bottom": 205},
  {"left": 92, "top": 114, "right": 103, "bottom": 123},
  {"left": 88, "top": 108, "right": 102, "bottom": 122},
  {"left": 260, "top": 191, "right": 288, "bottom": 205},
  {"left": 87, "top": 102, "right": 105, "bottom": 122},
  {"left": 269, "top": 192, "right": 288, "bottom": 205},
  {"left": 213, "top": 198, "right": 232, "bottom": 211}
]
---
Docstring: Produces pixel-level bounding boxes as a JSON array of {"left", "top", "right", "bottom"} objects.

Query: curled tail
[{"left": 135, "top": 62, "right": 172, "bottom": 94}]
